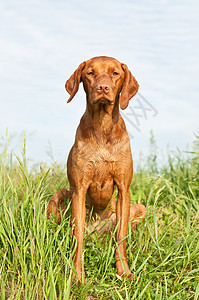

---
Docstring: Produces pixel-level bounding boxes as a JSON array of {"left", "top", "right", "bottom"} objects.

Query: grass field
[{"left": 0, "top": 133, "right": 198, "bottom": 299}]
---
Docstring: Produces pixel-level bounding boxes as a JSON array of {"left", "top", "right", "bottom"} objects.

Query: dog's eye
[
  {"left": 113, "top": 71, "right": 119, "bottom": 76},
  {"left": 88, "top": 71, "right": 95, "bottom": 76}
]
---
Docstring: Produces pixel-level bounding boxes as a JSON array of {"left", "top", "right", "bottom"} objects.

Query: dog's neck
[{"left": 81, "top": 96, "right": 122, "bottom": 141}]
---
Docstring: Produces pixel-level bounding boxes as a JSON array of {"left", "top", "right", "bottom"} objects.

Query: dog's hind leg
[
  {"left": 130, "top": 204, "right": 146, "bottom": 230},
  {"left": 47, "top": 188, "right": 71, "bottom": 224}
]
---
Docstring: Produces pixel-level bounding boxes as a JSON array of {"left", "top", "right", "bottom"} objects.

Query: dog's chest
[
  {"left": 77, "top": 140, "right": 125, "bottom": 168},
  {"left": 75, "top": 138, "right": 132, "bottom": 179}
]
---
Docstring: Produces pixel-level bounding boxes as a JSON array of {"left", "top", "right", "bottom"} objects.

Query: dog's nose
[{"left": 96, "top": 84, "right": 110, "bottom": 94}]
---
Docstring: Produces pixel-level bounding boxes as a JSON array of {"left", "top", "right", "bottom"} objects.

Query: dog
[{"left": 47, "top": 56, "right": 146, "bottom": 283}]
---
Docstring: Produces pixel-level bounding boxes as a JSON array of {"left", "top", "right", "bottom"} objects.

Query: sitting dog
[{"left": 47, "top": 56, "right": 146, "bottom": 283}]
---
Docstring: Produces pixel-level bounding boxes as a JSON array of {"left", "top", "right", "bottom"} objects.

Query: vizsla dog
[{"left": 47, "top": 56, "right": 146, "bottom": 283}]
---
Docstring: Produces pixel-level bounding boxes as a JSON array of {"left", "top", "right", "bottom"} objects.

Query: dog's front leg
[
  {"left": 115, "top": 189, "right": 133, "bottom": 277},
  {"left": 71, "top": 189, "right": 87, "bottom": 283}
]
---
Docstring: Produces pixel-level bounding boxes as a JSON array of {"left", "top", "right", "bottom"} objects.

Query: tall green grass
[{"left": 0, "top": 132, "right": 198, "bottom": 299}]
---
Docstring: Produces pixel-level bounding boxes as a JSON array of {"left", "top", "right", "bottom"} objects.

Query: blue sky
[{"left": 0, "top": 0, "right": 199, "bottom": 167}]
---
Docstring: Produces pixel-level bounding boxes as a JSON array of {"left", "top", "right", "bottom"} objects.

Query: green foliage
[{"left": 0, "top": 132, "right": 198, "bottom": 299}]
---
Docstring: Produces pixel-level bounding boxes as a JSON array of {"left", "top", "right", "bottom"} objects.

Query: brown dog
[{"left": 47, "top": 56, "right": 146, "bottom": 283}]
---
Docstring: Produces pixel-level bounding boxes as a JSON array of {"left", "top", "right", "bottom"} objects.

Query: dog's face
[
  {"left": 65, "top": 56, "right": 139, "bottom": 110},
  {"left": 81, "top": 56, "right": 125, "bottom": 107}
]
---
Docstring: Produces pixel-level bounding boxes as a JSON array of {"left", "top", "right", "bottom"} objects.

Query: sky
[{"left": 0, "top": 0, "right": 199, "bottom": 168}]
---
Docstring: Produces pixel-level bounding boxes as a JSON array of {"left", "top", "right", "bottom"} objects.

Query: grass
[{"left": 0, "top": 132, "right": 198, "bottom": 299}]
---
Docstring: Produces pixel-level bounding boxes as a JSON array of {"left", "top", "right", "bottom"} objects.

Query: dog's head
[{"left": 65, "top": 56, "right": 139, "bottom": 110}]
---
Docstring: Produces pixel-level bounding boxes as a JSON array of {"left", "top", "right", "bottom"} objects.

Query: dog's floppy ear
[
  {"left": 120, "top": 64, "right": 139, "bottom": 110},
  {"left": 65, "top": 62, "right": 86, "bottom": 103}
]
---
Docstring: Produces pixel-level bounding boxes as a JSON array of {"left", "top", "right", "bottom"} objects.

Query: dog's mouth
[{"left": 93, "top": 96, "right": 114, "bottom": 106}]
